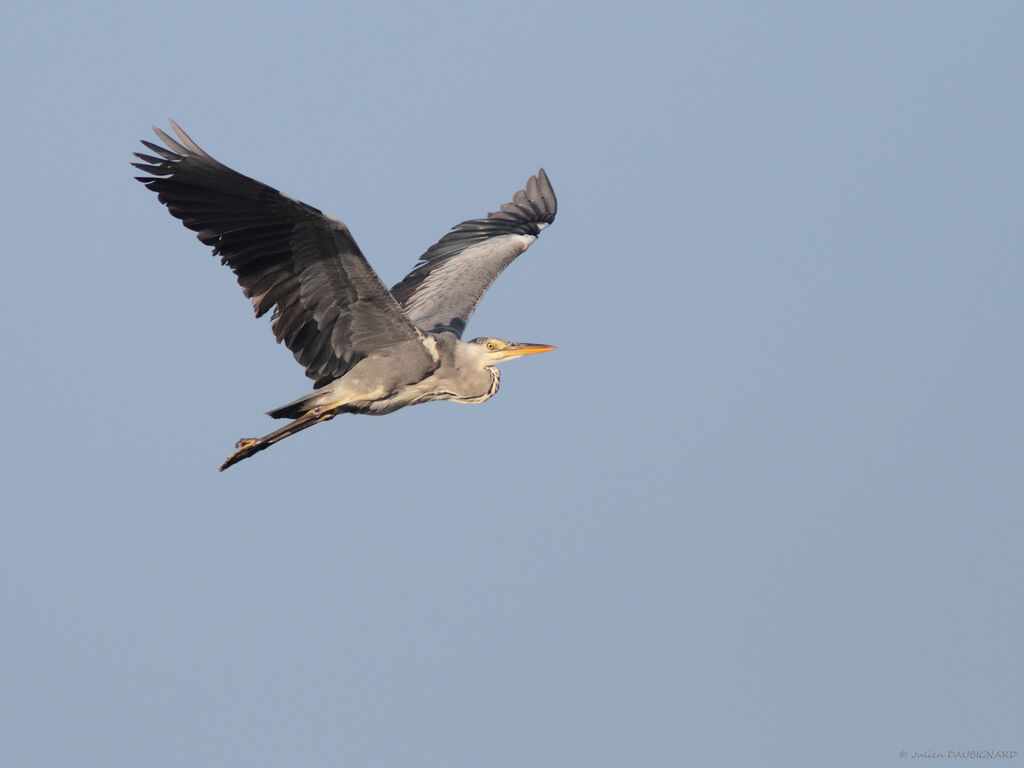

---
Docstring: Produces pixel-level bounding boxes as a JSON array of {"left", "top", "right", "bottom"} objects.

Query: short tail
[
  {"left": 219, "top": 410, "right": 333, "bottom": 471},
  {"left": 267, "top": 390, "right": 332, "bottom": 420}
]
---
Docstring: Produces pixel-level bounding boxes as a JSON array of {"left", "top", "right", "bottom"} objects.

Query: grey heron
[{"left": 134, "top": 121, "right": 557, "bottom": 470}]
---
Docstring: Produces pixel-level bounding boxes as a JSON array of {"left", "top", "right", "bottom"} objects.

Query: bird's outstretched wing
[
  {"left": 133, "top": 120, "right": 429, "bottom": 387},
  {"left": 390, "top": 169, "right": 556, "bottom": 337}
]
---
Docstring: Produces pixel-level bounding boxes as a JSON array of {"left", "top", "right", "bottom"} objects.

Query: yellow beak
[{"left": 498, "top": 342, "right": 556, "bottom": 360}]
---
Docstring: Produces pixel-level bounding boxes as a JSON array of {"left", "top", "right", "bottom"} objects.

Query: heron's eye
[{"left": 486, "top": 341, "right": 498, "bottom": 351}]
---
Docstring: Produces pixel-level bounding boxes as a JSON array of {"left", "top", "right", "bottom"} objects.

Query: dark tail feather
[
  {"left": 219, "top": 411, "right": 329, "bottom": 471},
  {"left": 267, "top": 398, "right": 312, "bottom": 420}
]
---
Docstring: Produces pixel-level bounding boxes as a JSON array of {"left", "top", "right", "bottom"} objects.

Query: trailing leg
[{"left": 219, "top": 409, "right": 336, "bottom": 471}]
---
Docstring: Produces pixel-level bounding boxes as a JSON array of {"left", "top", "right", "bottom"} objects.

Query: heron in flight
[{"left": 134, "top": 121, "right": 557, "bottom": 470}]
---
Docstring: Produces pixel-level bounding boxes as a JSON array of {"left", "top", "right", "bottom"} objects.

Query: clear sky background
[{"left": 1, "top": 2, "right": 1021, "bottom": 766}]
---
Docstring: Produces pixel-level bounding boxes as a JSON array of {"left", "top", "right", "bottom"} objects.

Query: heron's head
[{"left": 468, "top": 336, "right": 556, "bottom": 365}]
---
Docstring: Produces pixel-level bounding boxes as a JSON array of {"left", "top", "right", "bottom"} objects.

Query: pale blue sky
[{"left": 1, "top": 2, "right": 1021, "bottom": 766}]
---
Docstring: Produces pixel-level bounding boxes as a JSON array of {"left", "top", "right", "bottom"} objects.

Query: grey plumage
[
  {"left": 133, "top": 121, "right": 557, "bottom": 470},
  {"left": 391, "top": 168, "right": 556, "bottom": 336}
]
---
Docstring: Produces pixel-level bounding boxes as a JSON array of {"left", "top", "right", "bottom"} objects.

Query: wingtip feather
[
  {"left": 152, "top": 124, "right": 188, "bottom": 156},
  {"left": 168, "top": 118, "right": 205, "bottom": 155}
]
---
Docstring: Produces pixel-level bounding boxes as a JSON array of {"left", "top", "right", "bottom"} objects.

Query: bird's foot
[{"left": 235, "top": 437, "right": 258, "bottom": 449}]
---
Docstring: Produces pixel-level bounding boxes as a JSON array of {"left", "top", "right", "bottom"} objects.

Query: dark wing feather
[
  {"left": 390, "top": 169, "right": 556, "bottom": 336},
  {"left": 133, "top": 120, "right": 427, "bottom": 387}
]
